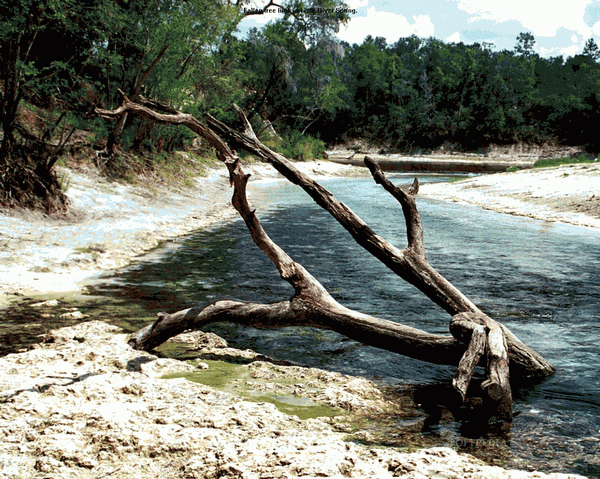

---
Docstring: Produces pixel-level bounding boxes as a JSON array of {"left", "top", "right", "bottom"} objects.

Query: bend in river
[{"left": 5, "top": 174, "right": 599, "bottom": 477}]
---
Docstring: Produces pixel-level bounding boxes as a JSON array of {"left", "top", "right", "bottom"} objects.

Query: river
[{"left": 7, "top": 173, "right": 599, "bottom": 476}]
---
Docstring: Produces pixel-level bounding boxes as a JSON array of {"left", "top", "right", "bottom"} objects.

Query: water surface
[{"left": 7, "top": 174, "right": 598, "bottom": 476}]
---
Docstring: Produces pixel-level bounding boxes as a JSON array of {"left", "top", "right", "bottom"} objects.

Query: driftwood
[{"left": 95, "top": 97, "right": 556, "bottom": 422}]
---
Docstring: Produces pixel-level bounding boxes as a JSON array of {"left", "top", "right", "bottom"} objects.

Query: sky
[{"left": 236, "top": 0, "right": 600, "bottom": 58}]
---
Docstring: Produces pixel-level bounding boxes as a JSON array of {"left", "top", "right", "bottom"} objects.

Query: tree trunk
[
  {"left": 95, "top": 98, "right": 556, "bottom": 423},
  {"left": 105, "top": 45, "right": 169, "bottom": 157}
]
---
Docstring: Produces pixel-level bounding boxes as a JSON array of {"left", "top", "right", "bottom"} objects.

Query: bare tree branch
[
  {"left": 364, "top": 156, "right": 425, "bottom": 258},
  {"left": 94, "top": 98, "right": 555, "bottom": 420}
]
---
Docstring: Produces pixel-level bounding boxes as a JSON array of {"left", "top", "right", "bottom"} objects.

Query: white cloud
[
  {"left": 346, "top": 0, "right": 369, "bottom": 8},
  {"left": 446, "top": 32, "right": 462, "bottom": 43},
  {"left": 337, "top": 7, "right": 434, "bottom": 44},
  {"left": 538, "top": 46, "right": 556, "bottom": 56},
  {"left": 413, "top": 15, "right": 435, "bottom": 37},
  {"left": 455, "top": 0, "right": 592, "bottom": 38},
  {"left": 593, "top": 21, "right": 600, "bottom": 36},
  {"left": 561, "top": 42, "right": 584, "bottom": 57}
]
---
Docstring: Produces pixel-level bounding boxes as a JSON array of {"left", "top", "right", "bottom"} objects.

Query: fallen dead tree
[{"left": 96, "top": 96, "right": 555, "bottom": 424}]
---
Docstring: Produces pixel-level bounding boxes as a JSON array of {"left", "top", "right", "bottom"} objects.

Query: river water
[{"left": 26, "top": 174, "right": 600, "bottom": 476}]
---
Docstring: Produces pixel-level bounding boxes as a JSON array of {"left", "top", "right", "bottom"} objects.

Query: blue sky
[{"left": 237, "top": 0, "right": 600, "bottom": 58}]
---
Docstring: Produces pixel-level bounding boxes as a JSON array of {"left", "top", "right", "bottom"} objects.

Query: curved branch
[
  {"left": 129, "top": 298, "right": 465, "bottom": 365},
  {"left": 126, "top": 120, "right": 466, "bottom": 368},
  {"left": 95, "top": 95, "right": 234, "bottom": 161},
  {"left": 95, "top": 99, "right": 555, "bottom": 385},
  {"left": 364, "top": 156, "right": 425, "bottom": 258}
]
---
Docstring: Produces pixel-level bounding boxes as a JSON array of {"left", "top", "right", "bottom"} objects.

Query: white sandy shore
[
  {"left": 2, "top": 160, "right": 599, "bottom": 302},
  {"left": 419, "top": 163, "right": 600, "bottom": 230},
  {"left": 0, "top": 160, "right": 361, "bottom": 302}
]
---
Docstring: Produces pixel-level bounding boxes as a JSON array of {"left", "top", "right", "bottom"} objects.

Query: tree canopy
[
  {"left": 243, "top": 31, "right": 600, "bottom": 152},
  {"left": 1, "top": 2, "right": 599, "bottom": 209}
]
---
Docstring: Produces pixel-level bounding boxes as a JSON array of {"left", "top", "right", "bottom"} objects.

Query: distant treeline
[
  {"left": 235, "top": 30, "right": 600, "bottom": 153},
  {"left": 2, "top": 0, "right": 599, "bottom": 171}
]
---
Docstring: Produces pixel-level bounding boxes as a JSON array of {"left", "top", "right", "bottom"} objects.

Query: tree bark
[
  {"left": 96, "top": 98, "right": 555, "bottom": 421},
  {"left": 450, "top": 312, "right": 512, "bottom": 420},
  {"left": 451, "top": 317, "right": 486, "bottom": 402}
]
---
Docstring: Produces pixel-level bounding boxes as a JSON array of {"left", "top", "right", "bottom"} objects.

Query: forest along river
[{"left": 3, "top": 174, "right": 599, "bottom": 476}]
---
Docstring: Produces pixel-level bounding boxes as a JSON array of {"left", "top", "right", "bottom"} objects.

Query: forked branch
[
  {"left": 364, "top": 156, "right": 425, "bottom": 258},
  {"left": 96, "top": 99, "right": 555, "bottom": 424},
  {"left": 363, "top": 157, "right": 511, "bottom": 419}
]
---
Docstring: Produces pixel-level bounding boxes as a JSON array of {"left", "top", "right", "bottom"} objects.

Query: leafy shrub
[{"left": 264, "top": 130, "right": 325, "bottom": 161}]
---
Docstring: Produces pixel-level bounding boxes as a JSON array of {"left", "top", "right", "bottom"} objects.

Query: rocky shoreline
[
  {"left": 1, "top": 158, "right": 597, "bottom": 478},
  {"left": 0, "top": 321, "right": 587, "bottom": 478}
]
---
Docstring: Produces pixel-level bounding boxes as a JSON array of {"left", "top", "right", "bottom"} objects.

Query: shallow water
[
  {"left": 3, "top": 174, "right": 599, "bottom": 476},
  {"left": 94, "top": 175, "right": 600, "bottom": 475}
]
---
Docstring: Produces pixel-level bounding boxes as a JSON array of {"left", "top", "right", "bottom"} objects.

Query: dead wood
[
  {"left": 450, "top": 312, "right": 512, "bottom": 420},
  {"left": 452, "top": 323, "right": 486, "bottom": 401},
  {"left": 96, "top": 99, "right": 555, "bottom": 422}
]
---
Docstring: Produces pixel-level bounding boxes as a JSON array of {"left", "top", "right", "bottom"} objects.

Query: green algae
[
  {"left": 162, "top": 359, "right": 344, "bottom": 421},
  {"left": 0, "top": 292, "right": 157, "bottom": 355},
  {"left": 245, "top": 395, "right": 341, "bottom": 421}
]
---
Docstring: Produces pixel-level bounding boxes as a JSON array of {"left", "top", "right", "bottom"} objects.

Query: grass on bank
[
  {"left": 532, "top": 154, "right": 598, "bottom": 169},
  {"left": 504, "top": 153, "right": 597, "bottom": 173}
]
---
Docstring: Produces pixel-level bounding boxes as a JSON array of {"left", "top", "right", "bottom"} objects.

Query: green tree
[
  {"left": 560, "top": 53, "right": 600, "bottom": 148},
  {"left": 515, "top": 31, "right": 536, "bottom": 57},
  {"left": 93, "top": 0, "right": 241, "bottom": 155},
  {"left": 241, "top": 0, "right": 350, "bottom": 45},
  {"left": 237, "top": 1, "right": 350, "bottom": 144},
  {"left": 0, "top": 0, "right": 103, "bottom": 210},
  {"left": 583, "top": 37, "right": 600, "bottom": 62},
  {"left": 344, "top": 36, "right": 395, "bottom": 141}
]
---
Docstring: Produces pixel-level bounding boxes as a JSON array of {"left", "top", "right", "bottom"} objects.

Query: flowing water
[{"left": 3, "top": 174, "right": 599, "bottom": 476}]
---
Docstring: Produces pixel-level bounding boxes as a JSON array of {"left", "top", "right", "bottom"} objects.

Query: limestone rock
[{"left": 0, "top": 321, "right": 587, "bottom": 479}]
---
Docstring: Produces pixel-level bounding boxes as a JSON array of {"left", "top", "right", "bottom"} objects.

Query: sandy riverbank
[
  {"left": 419, "top": 163, "right": 600, "bottom": 230},
  {"left": 0, "top": 160, "right": 362, "bottom": 304}
]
